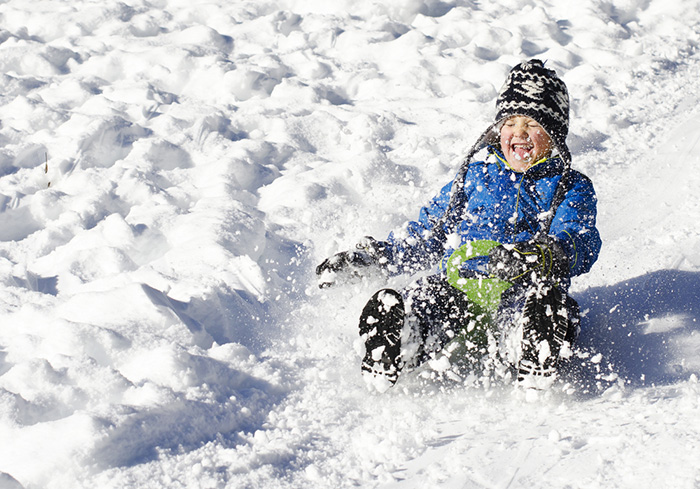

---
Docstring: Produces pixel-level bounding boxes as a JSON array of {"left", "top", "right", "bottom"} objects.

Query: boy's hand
[
  {"left": 316, "top": 237, "right": 388, "bottom": 288},
  {"left": 487, "top": 236, "right": 568, "bottom": 285}
]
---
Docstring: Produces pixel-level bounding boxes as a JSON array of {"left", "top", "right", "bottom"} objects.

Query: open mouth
[{"left": 511, "top": 142, "right": 534, "bottom": 161}]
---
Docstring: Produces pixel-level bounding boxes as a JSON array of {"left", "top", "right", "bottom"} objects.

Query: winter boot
[
  {"left": 517, "top": 285, "right": 571, "bottom": 386},
  {"left": 359, "top": 289, "right": 405, "bottom": 387}
]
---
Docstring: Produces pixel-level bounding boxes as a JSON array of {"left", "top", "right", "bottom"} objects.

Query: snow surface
[{"left": 1, "top": 0, "right": 700, "bottom": 487}]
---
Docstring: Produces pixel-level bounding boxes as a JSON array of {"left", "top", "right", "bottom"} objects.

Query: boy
[{"left": 316, "top": 60, "right": 601, "bottom": 390}]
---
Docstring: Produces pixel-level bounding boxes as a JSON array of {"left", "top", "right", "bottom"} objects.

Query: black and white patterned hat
[
  {"left": 496, "top": 59, "right": 570, "bottom": 163},
  {"left": 468, "top": 59, "right": 571, "bottom": 165}
]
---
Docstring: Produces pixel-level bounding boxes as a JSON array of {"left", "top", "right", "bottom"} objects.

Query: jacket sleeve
[
  {"left": 383, "top": 178, "right": 456, "bottom": 274},
  {"left": 549, "top": 171, "right": 602, "bottom": 277}
]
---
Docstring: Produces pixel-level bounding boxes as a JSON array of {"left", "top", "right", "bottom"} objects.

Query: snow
[{"left": 1, "top": 0, "right": 700, "bottom": 487}]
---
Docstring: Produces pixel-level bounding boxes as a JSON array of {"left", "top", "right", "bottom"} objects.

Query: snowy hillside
[{"left": 1, "top": 0, "right": 700, "bottom": 487}]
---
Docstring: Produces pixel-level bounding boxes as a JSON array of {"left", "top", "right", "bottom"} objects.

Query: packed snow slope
[{"left": 1, "top": 0, "right": 700, "bottom": 488}]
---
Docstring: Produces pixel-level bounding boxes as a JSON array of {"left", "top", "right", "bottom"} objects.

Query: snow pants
[{"left": 398, "top": 273, "right": 580, "bottom": 368}]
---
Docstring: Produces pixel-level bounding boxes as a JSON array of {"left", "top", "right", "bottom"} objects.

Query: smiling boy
[
  {"left": 500, "top": 116, "right": 552, "bottom": 171},
  {"left": 316, "top": 60, "right": 601, "bottom": 391}
]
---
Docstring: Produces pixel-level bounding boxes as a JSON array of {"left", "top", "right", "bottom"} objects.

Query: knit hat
[{"left": 468, "top": 59, "right": 571, "bottom": 164}]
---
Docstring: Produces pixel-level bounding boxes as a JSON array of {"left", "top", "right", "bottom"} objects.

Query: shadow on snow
[{"left": 570, "top": 269, "right": 700, "bottom": 389}]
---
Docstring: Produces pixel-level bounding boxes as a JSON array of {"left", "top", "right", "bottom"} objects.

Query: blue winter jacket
[{"left": 383, "top": 147, "right": 601, "bottom": 288}]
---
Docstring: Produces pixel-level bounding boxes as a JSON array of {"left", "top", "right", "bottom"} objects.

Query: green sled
[{"left": 442, "top": 239, "right": 513, "bottom": 357}]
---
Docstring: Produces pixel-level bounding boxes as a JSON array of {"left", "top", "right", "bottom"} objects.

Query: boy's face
[{"left": 499, "top": 116, "right": 553, "bottom": 171}]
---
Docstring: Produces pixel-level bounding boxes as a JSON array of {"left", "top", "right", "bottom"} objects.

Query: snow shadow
[
  {"left": 10, "top": 271, "right": 58, "bottom": 296},
  {"left": 574, "top": 269, "right": 700, "bottom": 387},
  {"left": 141, "top": 281, "right": 284, "bottom": 354},
  {"left": 141, "top": 229, "right": 310, "bottom": 353},
  {"left": 90, "top": 358, "right": 285, "bottom": 469}
]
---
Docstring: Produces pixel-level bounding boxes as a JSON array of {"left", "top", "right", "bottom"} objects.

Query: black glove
[
  {"left": 316, "top": 237, "right": 389, "bottom": 288},
  {"left": 487, "top": 236, "right": 569, "bottom": 285}
]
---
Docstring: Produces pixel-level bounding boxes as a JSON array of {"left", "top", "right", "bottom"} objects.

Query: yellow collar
[{"left": 493, "top": 151, "right": 550, "bottom": 173}]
